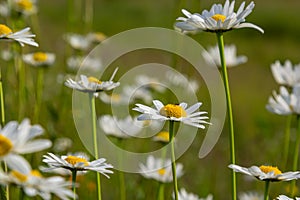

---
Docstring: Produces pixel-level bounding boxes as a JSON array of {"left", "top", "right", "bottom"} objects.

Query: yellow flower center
[
  {"left": 88, "top": 77, "right": 102, "bottom": 84},
  {"left": 64, "top": 155, "right": 89, "bottom": 166},
  {"left": 30, "top": 170, "right": 42, "bottom": 177},
  {"left": 155, "top": 131, "right": 169, "bottom": 142},
  {"left": 11, "top": 170, "right": 27, "bottom": 182},
  {"left": 0, "top": 24, "right": 12, "bottom": 36},
  {"left": 17, "top": 0, "right": 33, "bottom": 11},
  {"left": 33, "top": 52, "right": 48, "bottom": 62},
  {"left": 212, "top": 14, "right": 226, "bottom": 22},
  {"left": 259, "top": 165, "right": 282, "bottom": 175},
  {"left": 158, "top": 168, "right": 166, "bottom": 176},
  {"left": 159, "top": 104, "right": 187, "bottom": 118},
  {"left": 0, "top": 134, "right": 13, "bottom": 156},
  {"left": 92, "top": 32, "right": 106, "bottom": 42}
]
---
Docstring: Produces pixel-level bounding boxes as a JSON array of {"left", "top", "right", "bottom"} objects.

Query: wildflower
[
  {"left": 135, "top": 75, "right": 166, "bottom": 93},
  {"left": 165, "top": 70, "right": 199, "bottom": 93},
  {"left": 0, "top": 24, "right": 38, "bottom": 47},
  {"left": 271, "top": 60, "right": 300, "bottom": 87},
  {"left": 87, "top": 32, "right": 107, "bottom": 43},
  {"left": 42, "top": 152, "right": 113, "bottom": 178},
  {"left": 23, "top": 52, "right": 56, "bottom": 67},
  {"left": 229, "top": 164, "right": 300, "bottom": 182},
  {"left": 239, "top": 192, "right": 263, "bottom": 200},
  {"left": 64, "top": 33, "right": 92, "bottom": 51},
  {"left": 277, "top": 195, "right": 300, "bottom": 200},
  {"left": 66, "top": 55, "right": 102, "bottom": 72},
  {"left": 139, "top": 155, "right": 183, "bottom": 183},
  {"left": 175, "top": 0, "right": 263, "bottom": 33},
  {"left": 53, "top": 137, "right": 73, "bottom": 153},
  {"left": 133, "top": 100, "right": 210, "bottom": 129},
  {"left": 203, "top": 44, "right": 247, "bottom": 67},
  {"left": 13, "top": 0, "right": 37, "bottom": 15},
  {"left": 175, "top": 188, "right": 213, "bottom": 200}
]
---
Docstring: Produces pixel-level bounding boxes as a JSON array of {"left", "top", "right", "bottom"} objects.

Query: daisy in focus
[
  {"left": 203, "top": 44, "right": 247, "bottom": 67},
  {"left": 139, "top": 155, "right": 183, "bottom": 183},
  {"left": 133, "top": 100, "right": 210, "bottom": 129},
  {"left": 176, "top": 188, "right": 213, "bottom": 200},
  {"left": 271, "top": 60, "right": 300, "bottom": 87},
  {"left": 64, "top": 67, "right": 120, "bottom": 94},
  {"left": 0, "top": 24, "right": 38, "bottom": 47},
  {"left": 228, "top": 164, "right": 300, "bottom": 182},
  {"left": 42, "top": 152, "right": 114, "bottom": 178},
  {"left": 175, "top": 0, "right": 264, "bottom": 33},
  {"left": 23, "top": 52, "right": 56, "bottom": 67},
  {"left": 277, "top": 195, "right": 300, "bottom": 200}
]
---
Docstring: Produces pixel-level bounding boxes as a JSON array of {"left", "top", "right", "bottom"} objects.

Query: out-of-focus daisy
[
  {"left": 153, "top": 131, "right": 169, "bottom": 143},
  {"left": 164, "top": 70, "right": 199, "bottom": 93},
  {"left": 53, "top": 137, "right": 73, "bottom": 153},
  {"left": 1, "top": 49, "right": 14, "bottom": 61},
  {"left": 0, "top": 119, "right": 52, "bottom": 171},
  {"left": 99, "top": 92, "right": 126, "bottom": 105},
  {"left": 271, "top": 60, "right": 300, "bottom": 87},
  {"left": 66, "top": 55, "right": 102, "bottom": 72},
  {"left": 175, "top": 0, "right": 263, "bottom": 33},
  {"left": 175, "top": 188, "right": 213, "bottom": 200},
  {"left": 133, "top": 100, "right": 210, "bottom": 129},
  {"left": 42, "top": 152, "right": 113, "bottom": 178},
  {"left": 0, "top": 24, "right": 38, "bottom": 47},
  {"left": 64, "top": 33, "right": 92, "bottom": 51},
  {"left": 239, "top": 192, "right": 263, "bottom": 200},
  {"left": 87, "top": 32, "right": 107, "bottom": 43},
  {"left": 229, "top": 164, "right": 300, "bottom": 182},
  {"left": 23, "top": 52, "right": 55, "bottom": 67},
  {"left": 203, "top": 44, "right": 247, "bottom": 67},
  {"left": 277, "top": 195, "right": 300, "bottom": 200},
  {"left": 139, "top": 155, "right": 183, "bottom": 183},
  {"left": 135, "top": 75, "right": 166, "bottom": 93},
  {"left": 64, "top": 68, "right": 120, "bottom": 93},
  {"left": 13, "top": 0, "right": 37, "bottom": 15},
  {"left": 0, "top": 2, "right": 10, "bottom": 17},
  {"left": 99, "top": 115, "right": 143, "bottom": 139},
  {"left": 266, "top": 86, "right": 300, "bottom": 115}
]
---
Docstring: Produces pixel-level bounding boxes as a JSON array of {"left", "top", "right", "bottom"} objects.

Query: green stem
[
  {"left": 84, "top": 0, "right": 93, "bottom": 33},
  {"left": 33, "top": 68, "right": 44, "bottom": 123},
  {"left": 216, "top": 32, "right": 236, "bottom": 200},
  {"left": 283, "top": 115, "right": 292, "bottom": 170},
  {"left": 264, "top": 181, "right": 270, "bottom": 200},
  {"left": 290, "top": 115, "right": 300, "bottom": 197},
  {"left": 117, "top": 140, "right": 126, "bottom": 200},
  {"left": 72, "top": 170, "right": 77, "bottom": 200},
  {"left": 0, "top": 68, "right": 5, "bottom": 126},
  {"left": 16, "top": 49, "right": 25, "bottom": 121},
  {"left": 169, "top": 121, "right": 178, "bottom": 200},
  {"left": 89, "top": 93, "right": 101, "bottom": 200},
  {"left": 156, "top": 182, "right": 165, "bottom": 200}
]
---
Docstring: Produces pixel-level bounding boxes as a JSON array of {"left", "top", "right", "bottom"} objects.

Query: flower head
[
  {"left": 239, "top": 192, "right": 263, "bottom": 200},
  {"left": 64, "top": 33, "right": 92, "bottom": 51},
  {"left": 42, "top": 152, "right": 113, "bottom": 178},
  {"left": 0, "top": 24, "right": 38, "bottom": 47},
  {"left": 277, "top": 195, "right": 300, "bottom": 200},
  {"left": 139, "top": 155, "right": 183, "bottom": 183},
  {"left": 203, "top": 44, "right": 247, "bottom": 67},
  {"left": 133, "top": 100, "right": 210, "bottom": 129},
  {"left": 13, "top": 0, "right": 37, "bottom": 15},
  {"left": 64, "top": 68, "right": 120, "bottom": 93},
  {"left": 23, "top": 52, "right": 56, "bottom": 67},
  {"left": 271, "top": 60, "right": 300, "bottom": 87},
  {"left": 66, "top": 55, "right": 102, "bottom": 72},
  {"left": 175, "top": 0, "right": 263, "bottom": 33},
  {"left": 176, "top": 188, "right": 213, "bottom": 200},
  {"left": 229, "top": 164, "right": 300, "bottom": 182}
]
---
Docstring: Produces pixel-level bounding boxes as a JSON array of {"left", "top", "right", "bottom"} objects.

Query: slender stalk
[
  {"left": 283, "top": 115, "right": 292, "bottom": 170},
  {"left": 71, "top": 170, "right": 77, "bottom": 200},
  {"left": 290, "top": 115, "right": 300, "bottom": 196},
  {"left": 169, "top": 121, "right": 178, "bottom": 200},
  {"left": 33, "top": 68, "right": 44, "bottom": 123},
  {"left": 84, "top": 0, "right": 93, "bottom": 32},
  {"left": 156, "top": 182, "right": 165, "bottom": 200},
  {"left": 16, "top": 50, "right": 25, "bottom": 121},
  {"left": 263, "top": 181, "right": 270, "bottom": 200},
  {"left": 89, "top": 93, "right": 101, "bottom": 200},
  {"left": 216, "top": 32, "right": 236, "bottom": 200},
  {"left": 117, "top": 139, "right": 126, "bottom": 200},
  {"left": 0, "top": 68, "right": 5, "bottom": 126}
]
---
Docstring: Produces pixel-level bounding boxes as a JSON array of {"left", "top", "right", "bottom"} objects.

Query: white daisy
[
  {"left": 64, "top": 68, "right": 120, "bottom": 93},
  {"left": 229, "top": 164, "right": 300, "bottom": 182},
  {"left": 277, "top": 195, "right": 300, "bottom": 200},
  {"left": 176, "top": 188, "right": 213, "bottom": 200},
  {"left": 64, "top": 33, "right": 92, "bottom": 51},
  {"left": 133, "top": 100, "right": 210, "bottom": 129},
  {"left": 266, "top": 86, "right": 300, "bottom": 115},
  {"left": 135, "top": 75, "right": 166, "bottom": 93},
  {"left": 0, "top": 118, "right": 52, "bottom": 171},
  {"left": 13, "top": 0, "right": 37, "bottom": 16},
  {"left": 0, "top": 2, "right": 10, "bottom": 18},
  {"left": 42, "top": 152, "right": 114, "bottom": 178},
  {"left": 66, "top": 55, "right": 102, "bottom": 72},
  {"left": 271, "top": 60, "right": 300, "bottom": 87},
  {"left": 239, "top": 192, "right": 263, "bottom": 200},
  {"left": 0, "top": 24, "right": 38, "bottom": 47},
  {"left": 99, "top": 115, "right": 143, "bottom": 139},
  {"left": 87, "top": 32, "right": 107, "bottom": 43},
  {"left": 203, "top": 44, "right": 247, "bottom": 67},
  {"left": 52, "top": 137, "right": 73, "bottom": 153},
  {"left": 165, "top": 70, "right": 200, "bottom": 93},
  {"left": 139, "top": 155, "right": 183, "bottom": 183},
  {"left": 175, "top": 0, "right": 263, "bottom": 33},
  {"left": 23, "top": 52, "right": 56, "bottom": 67}
]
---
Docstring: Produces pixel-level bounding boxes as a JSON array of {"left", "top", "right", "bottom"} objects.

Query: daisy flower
[
  {"left": 203, "top": 44, "right": 247, "bottom": 67},
  {"left": 23, "top": 52, "right": 56, "bottom": 67},
  {"left": 64, "top": 67, "right": 120, "bottom": 93},
  {"left": 0, "top": 24, "right": 38, "bottom": 47},
  {"left": 64, "top": 33, "right": 92, "bottom": 51},
  {"left": 99, "top": 115, "right": 143, "bottom": 139},
  {"left": 165, "top": 70, "right": 200, "bottom": 93},
  {"left": 176, "top": 188, "right": 213, "bottom": 200},
  {"left": 66, "top": 55, "right": 102, "bottom": 72},
  {"left": 53, "top": 137, "right": 73, "bottom": 153},
  {"left": 135, "top": 75, "right": 166, "bottom": 93},
  {"left": 239, "top": 192, "right": 263, "bottom": 200},
  {"left": 42, "top": 152, "right": 114, "bottom": 178},
  {"left": 139, "top": 155, "right": 183, "bottom": 183},
  {"left": 87, "top": 32, "right": 107, "bottom": 43},
  {"left": 133, "top": 100, "right": 210, "bottom": 129},
  {"left": 13, "top": 0, "right": 37, "bottom": 16},
  {"left": 271, "top": 60, "right": 300, "bottom": 87},
  {"left": 0, "top": 118, "right": 52, "bottom": 171},
  {"left": 175, "top": 0, "right": 264, "bottom": 33},
  {"left": 277, "top": 195, "right": 300, "bottom": 200},
  {"left": 266, "top": 86, "right": 300, "bottom": 115},
  {"left": 228, "top": 164, "right": 300, "bottom": 182}
]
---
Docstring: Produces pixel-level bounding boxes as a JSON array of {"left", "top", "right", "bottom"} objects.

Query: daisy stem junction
[
  {"left": 283, "top": 115, "right": 292, "bottom": 170},
  {"left": 290, "top": 115, "right": 300, "bottom": 197},
  {"left": 169, "top": 121, "right": 178, "bottom": 200},
  {"left": 89, "top": 93, "right": 102, "bottom": 200},
  {"left": 264, "top": 180, "right": 270, "bottom": 200},
  {"left": 216, "top": 32, "right": 237, "bottom": 200}
]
